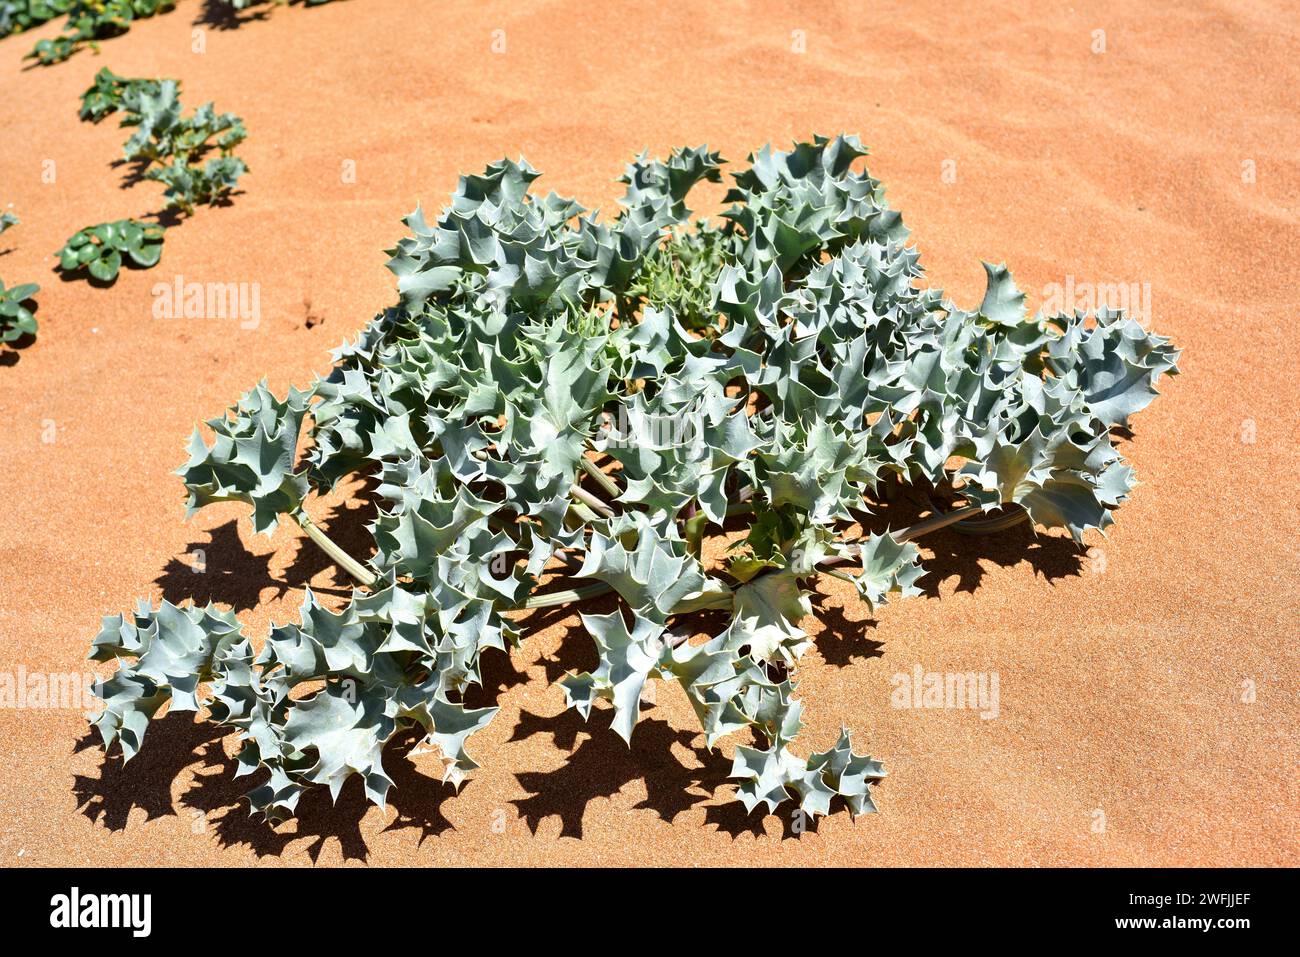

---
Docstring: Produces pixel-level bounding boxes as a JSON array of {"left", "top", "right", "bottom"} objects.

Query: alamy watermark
[
  {"left": 152, "top": 274, "right": 261, "bottom": 329},
  {"left": 890, "top": 664, "right": 1000, "bottom": 719},
  {"left": 1041, "top": 276, "right": 1151, "bottom": 326},
  {"left": 594, "top": 404, "right": 703, "bottom": 453},
  {"left": 49, "top": 887, "right": 151, "bottom": 937},
  {"left": 0, "top": 666, "right": 97, "bottom": 710}
]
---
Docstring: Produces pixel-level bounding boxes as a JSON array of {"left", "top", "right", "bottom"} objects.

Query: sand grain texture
[{"left": 0, "top": 0, "right": 1296, "bottom": 866}]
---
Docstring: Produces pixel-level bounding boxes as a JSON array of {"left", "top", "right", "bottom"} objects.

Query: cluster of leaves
[
  {"left": 107, "top": 74, "right": 248, "bottom": 214},
  {"left": 20, "top": 0, "right": 174, "bottom": 65},
  {"left": 0, "top": 277, "right": 39, "bottom": 348},
  {"left": 0, "top": 0, "right": 71, "bottom": 38},
  {"left": 1, "top": 0, "right": 340, "bottom": 55},
  {"left": 88, "top": 136, "right": 1179, "bottom": 826},
  {"left": 59, "top": 73, "right": 247, "bottom": 283},
  {"left": 1, "top": 0, "right": 336, "bottom": 52},
  {"left": 56, "top": 219, "right": 163, "bottom": 282},
  {"left": 0, "top": 210, "right": 38, "bottom": 351},
  {"left": 78, "top": 65, "right": 164, "bottom": 122}
]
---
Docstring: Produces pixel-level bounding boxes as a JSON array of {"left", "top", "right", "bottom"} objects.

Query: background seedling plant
[
  {"left": 58, "top": 74, "right": 247, "bottom": 283},
  {"left": 88, "top": 136, "right": 1179, "bottom": 825},
  {"left": 56, "top": 219, "right": 163, "bottom": 282},
  {"left": 19, "top": 0, "right": 175, "bottom": 65},
  {"left": 0, "top": 277, "right": 39, "bottom": 347},
  {"left": 1, "top": 210, "right": 38, "bottom": 350},
  {"left": 2, "top": 0, "right": 341, "bottom": 61},
  {"left": 0, "top": 0, "right": 73, "bottom": 39}
]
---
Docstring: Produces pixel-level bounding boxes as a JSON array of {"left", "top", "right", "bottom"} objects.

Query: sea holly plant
[
  {"left": 107, "top": 77, "right": 249, "bottom": 214},
  {"left": 87, "top": 136, "right": 1179, "bottom": 827},
  {"left": 0, "top": 277, "right": 39, "bottom": 348},
  {"left": 56, "top": 219, "right": 163, "bottom": 283}
]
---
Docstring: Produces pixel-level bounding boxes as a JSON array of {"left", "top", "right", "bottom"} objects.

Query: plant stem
[
  {"left": 818, "top": 503, "right": 987, "bottom": 571},
  {"left": 579, "top": 455, "right": 621, "bottom": 498},
  {"left": 894, "top": 504, "right": 983, "bottom": 543},
  {"left": 291, "top": 508, "right": 377, "bottom": 587},
  {"left": 568, "top": 501, "right": 603, "bottom": 525},
  {"left": 821, "top": 567, "right": 859, "bottom": 587},
  {"left": 524, "top": 582, "right": 612, "bottom": 609},
  {"left": 570, "top": 483, "right": 615, "bottom": 518}
]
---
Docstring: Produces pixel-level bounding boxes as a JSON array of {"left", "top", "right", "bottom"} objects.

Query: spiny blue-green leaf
[
  {"left": 178, "top": 381, "right": 312, "bottom": 534},
  {"left": 851, "top": 532, "right": 925, "bottom": 610},
  {"left": 561, "top": 610, "right": 668, "bottom": 742}
]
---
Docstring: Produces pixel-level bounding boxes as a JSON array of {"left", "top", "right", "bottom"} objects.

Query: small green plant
[
  {"left": 86, "top": 137, "right": 1179, "bottom": 826},
  {"left": 23, "top": 0, "right": 174, "bottom": 65},
  {"left": 60, "top": 77, "right": 246, "bottom": 284},
  {"left": 0, "top": 209, "right": 17, "bottom": 236},
  {"left": 56, "top": 219, "right": 163, "bottom": 282},
  {"left": 0, "top": 277, "right": 39, "bottom": 347},
  {"left": 3, "top": 0, "right": 337, "bottom": 49},
  {"left": 115, "top": 84, "right": 249, "bottom": 213},
  {"left": 0, "top": 0, "right": 73, "bottom": 39}
]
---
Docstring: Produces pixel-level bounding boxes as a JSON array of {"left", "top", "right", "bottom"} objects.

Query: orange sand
[{"left": 0, "top": 0, "right": 1296, "bottom": 867}]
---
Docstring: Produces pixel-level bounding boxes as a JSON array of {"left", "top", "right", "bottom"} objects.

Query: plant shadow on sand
[
  {"left": 74, "top": 487, "right": 1088, "bottom": 855},
  {"left": 73, "top": 719, "right": 460, "bottom": 863},
  {"left": 507, "top": 701, "right": 828, "bottom": 842},
  {"left": 154, "top": 496, "right": 376, "bottom": 611},
  {"left": 194, "top": 0, "right": 274, "bottom": 31}
]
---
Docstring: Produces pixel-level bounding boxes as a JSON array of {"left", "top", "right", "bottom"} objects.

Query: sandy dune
[{"left": 0, "top": 0, "right": 1296, "bottom": 866}]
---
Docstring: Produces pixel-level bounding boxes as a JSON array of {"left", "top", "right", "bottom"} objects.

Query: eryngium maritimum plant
[{"left": 88, "top": 136, "right": 1179, "bottom": 824}]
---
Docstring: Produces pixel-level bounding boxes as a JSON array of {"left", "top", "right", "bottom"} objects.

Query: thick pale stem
[
  {"left": 579, "top": 456, "right": 622, "bottom": 499},
  {"left": 292, "top": 509, "right": 377, "bottom": 587},
  {"left": 894, "top": 504, "right": 983, "bottom": 543},
  {"left": 817, "top": 504, "right": 988, "bottom": 572},
  {"left": 570, "top": 484, "right": 614, "bottom": 519},
  {"left": 568, "top": 501, "right": 603, "bottom": 526},
  {"left": 524, "top": 582, "right": 613, "bottom": 609},
  {"left": 821, "top": 567, "right": 859, "bottom": 587}
]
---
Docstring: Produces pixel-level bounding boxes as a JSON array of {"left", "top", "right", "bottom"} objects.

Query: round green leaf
[
  {"left": 129, "top": 240, "right": 163, "bottom": 268},
  {"left": 88, "top": 249, "right": 123, "bottom": 282}
]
